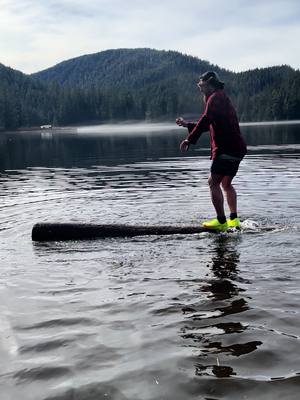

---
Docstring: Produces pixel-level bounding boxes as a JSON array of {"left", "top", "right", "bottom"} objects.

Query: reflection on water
[
  {"left": 0, "top": 122, "right": 300, "bottom": 399},
  {"left": 0, "top": 121, "right": 300, "bottom": 170},
  {"left": 180, "top": 236, "right": 260, "bottom": 379}
]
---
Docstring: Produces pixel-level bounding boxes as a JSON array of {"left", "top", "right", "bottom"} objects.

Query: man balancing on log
[{"left": 176, "top": 71, "right": 247, "bottom": 232}]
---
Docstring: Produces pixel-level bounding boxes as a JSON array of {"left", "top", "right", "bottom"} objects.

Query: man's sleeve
[
  {"left": 186, "top": 99, "right": 214, "bottom": 144},
  {"left": 187, "top": 122, "right": 196, "bottom": 133}
]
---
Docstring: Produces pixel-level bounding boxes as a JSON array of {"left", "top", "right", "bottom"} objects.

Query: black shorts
[{"left": 210, "top": 156, "right": 242, "bottom": 177}]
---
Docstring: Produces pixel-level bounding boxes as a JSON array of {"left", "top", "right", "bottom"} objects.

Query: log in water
[{"left": 32, "top": 222, "right": 219, "bottom": 241}]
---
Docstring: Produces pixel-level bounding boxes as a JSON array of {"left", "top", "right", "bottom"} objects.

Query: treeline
[
  {"left": 229, "top": 66, "right": 300, "bottom": 121},
  {"left": 1, "top": 49, "right": 300, "bottom": 130}
]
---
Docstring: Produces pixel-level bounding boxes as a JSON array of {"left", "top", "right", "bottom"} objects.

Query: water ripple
[{"left": 0, "top": 149, "right": 299, "bottom": 400}]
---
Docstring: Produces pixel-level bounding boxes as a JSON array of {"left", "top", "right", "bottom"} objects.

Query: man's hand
[
  {"left": 180, "top": 139, "right": 190, "bottom": 152},
  {"left": 176, "top": 117, "right": 188, "bottom": 127}
]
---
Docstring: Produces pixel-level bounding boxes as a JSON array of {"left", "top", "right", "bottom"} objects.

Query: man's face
[{"left": 197, "top": 79, "right": 210, "bottom": 95}]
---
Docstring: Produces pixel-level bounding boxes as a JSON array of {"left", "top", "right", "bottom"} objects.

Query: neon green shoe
[
  {"left": 202, "top": 218, "right": 228, "bottom": 232},
  {"left": 227, "top": 218, "right": 241, "bottom": 229}
]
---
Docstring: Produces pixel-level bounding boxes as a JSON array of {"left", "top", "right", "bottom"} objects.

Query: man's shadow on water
[{"left": 181, "top": 235, "right": 262, "bottom": 378}]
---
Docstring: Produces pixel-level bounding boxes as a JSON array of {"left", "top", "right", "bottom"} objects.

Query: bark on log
[{"left": 32, "top": 222, "right": 219, "bottom": 242}]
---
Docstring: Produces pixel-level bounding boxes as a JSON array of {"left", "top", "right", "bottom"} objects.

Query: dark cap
[{"left": 199, "top": 71, "right": 224, "bottom": 89}]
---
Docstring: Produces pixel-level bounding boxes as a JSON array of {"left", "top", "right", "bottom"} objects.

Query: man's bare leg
[
  {"left": 208, "top": 174, "right": 226, "bottom": 218},
  {"left": 221, "top": 176, "right": 237, "bottom": 214}
]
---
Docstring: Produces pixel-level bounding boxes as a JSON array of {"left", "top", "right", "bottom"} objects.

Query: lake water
[{"left": 0, "top": 121, "right": 300, "bottom": 400}]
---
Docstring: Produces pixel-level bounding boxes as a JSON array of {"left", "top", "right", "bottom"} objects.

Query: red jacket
[{"left": 187, "top": 89, "right": 247, "bottom": 160}]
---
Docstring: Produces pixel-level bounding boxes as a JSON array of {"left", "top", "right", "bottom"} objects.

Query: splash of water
[{"left": 241, "top": 219, "right": 260, "bottom": 231}]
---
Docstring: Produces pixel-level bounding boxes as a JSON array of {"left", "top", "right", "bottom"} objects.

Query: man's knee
[
  {"left": 221, "top": 181, "right": 233, "bottom": 191},
  {"left": 208, "top": 175, "right": 222, "bottom": 188}
]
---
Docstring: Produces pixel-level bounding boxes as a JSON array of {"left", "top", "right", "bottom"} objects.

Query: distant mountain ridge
[
  {"left": 32, "top": 48, "right": 223, "bottom": 89},
  {"left": 1, "top": 48, "right": 299, "bottom": 129}
]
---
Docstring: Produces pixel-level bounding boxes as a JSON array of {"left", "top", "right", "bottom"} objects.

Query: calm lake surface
[{"left": 0, "top": 121, "right": 300, "bottom": 400}]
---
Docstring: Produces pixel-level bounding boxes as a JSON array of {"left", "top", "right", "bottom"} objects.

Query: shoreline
[{"left": 1, "top": 119, "right": 300, "bottom": 135}]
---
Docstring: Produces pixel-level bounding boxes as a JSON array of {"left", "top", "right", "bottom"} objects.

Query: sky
[{"left": 0, "top": 0, "right": 299, "bottom": 74}]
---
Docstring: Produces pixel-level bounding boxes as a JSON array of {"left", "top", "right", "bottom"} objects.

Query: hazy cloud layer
[{"left": 0, "top": 0, "right": 299, "bottom": 73}]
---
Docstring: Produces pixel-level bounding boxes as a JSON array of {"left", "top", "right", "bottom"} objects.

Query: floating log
[{"left": 32, "top": 222, "right": 219, "bottom": 242}]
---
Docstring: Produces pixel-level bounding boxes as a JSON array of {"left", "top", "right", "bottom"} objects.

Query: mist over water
[
  {"left": 1, "top": 120, "right": 300, "bottom": 170},
  {"left": 0, "top": 122, "right": 300, "bottom": 400}
]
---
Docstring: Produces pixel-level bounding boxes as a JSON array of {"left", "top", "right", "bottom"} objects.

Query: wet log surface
[{"left": 32, "top": 222, "right": 219, "bottom": 242}]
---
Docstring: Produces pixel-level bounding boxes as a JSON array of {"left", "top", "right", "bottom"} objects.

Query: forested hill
[
  {"left": 1, "top": 48, "right": 300, "bottom": 129},
  {"left": 0, "top": 63, "right": 53, "bottom": 129},
  {"left": 33, "top": 48, "right": 220, "bottom": 89}
]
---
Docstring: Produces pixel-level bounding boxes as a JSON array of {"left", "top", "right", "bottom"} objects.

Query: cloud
[
  {"left": 0, "top": 0, "right": 299, "bottom": 73},
  {"left": 174, "top": 24, "right": 300, "bottom": 72}
]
